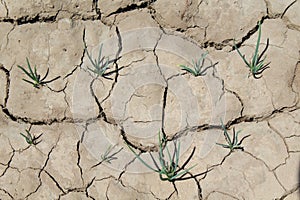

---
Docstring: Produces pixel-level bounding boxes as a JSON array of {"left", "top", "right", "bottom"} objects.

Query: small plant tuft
[
  {"left": 18, "top": 58, "right": 60, "bottom": 88},
  {"left": 216, "top": 121, "right": 250, "bottom": 152},
  {"left": 85, "top": 44, "right": 112, "bottom": 78},
  {"left": 20, "top": 130, "right": 43, "bottom": 145},
  {"left": 234, "top": 21, "right": 270, "bottom": 79},
  {"left": 100, "top": 145, "right": 123, "bottom": 164},
  {"left": 126, "top": 132, "right": 197, "bottom": 182},
  {"left": 91, "top": 145, "right": 123, "bottom": 168},
  {"left": 179, "top": 52, "right": 212, "bottom": 77}
]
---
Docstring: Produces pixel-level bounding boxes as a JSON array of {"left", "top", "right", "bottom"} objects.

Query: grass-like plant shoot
[
  {"left": 216, "top": 121, "right": 250, "bottom": 152},
  {"left": 127, "top": 132, "right": 197, "bottom": 182},
  {"left": 18, "top": 58, "right": 60, "bottom": 88},
  {"left": 20, "top": 130, "right": 43, "bottom": 145},
  {"left": 234, "top": 21, "right": 270, "bottom": 79},
  {"left": 91, "top": 145, "right": 123, "bottom": 168},
  {"left": 179, "top": 52, "right": 212, "bottom": 77},
  {"left": 85, "top": 44, "right": 112, "bottom": 78}
]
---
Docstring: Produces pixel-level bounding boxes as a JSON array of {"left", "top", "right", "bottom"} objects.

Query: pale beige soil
[{"left": 0, "top": 0, "right": 299, "bottom": 200}]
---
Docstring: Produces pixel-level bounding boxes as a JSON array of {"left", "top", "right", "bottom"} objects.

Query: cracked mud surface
[{"left": 0, "top": 0, "right": 299, "bottom": 199}]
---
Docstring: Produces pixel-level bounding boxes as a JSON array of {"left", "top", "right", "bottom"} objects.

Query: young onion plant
[
  {"left": 20, "top": 130, "right": 43, "bottom": 145},
  {"left": 85, "top": 43, "right": 113, "bottom": 79},
  {"left": 216, "top": 121, "right": 250, "bottom": 152},
  {"left": 100, "top": 145, "right": 123, "bottom": 164},
  {"left": 234, "top": 21, "right": 270, "bottom": 79},
  {"left": 91, "top": 145, "right": 123, "bottom": 168},
  {"left": 127, "top": 132, "right": 197, "bottom": 182},
  {"left": 179, "top": 52, "right": 212, "bottom": 77},
  {"left": 18, "top": 58, "right": 60, "bottom": 88}
]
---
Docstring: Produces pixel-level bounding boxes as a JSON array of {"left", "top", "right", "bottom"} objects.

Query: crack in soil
[
  {"left": 0, "top": 141, "right": 15, "bottom": 177},
  {"left": 275, "top": 184, "right": 300, "bottom": 200},
  {"left": 0, "top": 64, "right": 10, "bottom": 108},
  {"left": 232, "top": 16, "right": 269, "bottom": 50},
  {"left": 0, "top": 0, "right": 8, "bottom": 17},
  {"left": 85, "top": 177, "right": 96, "bottom": 200},
  {"left": 116, "top": 176, "right": 161, "bottom": 199},
  {"left": 76, "top": 140, "right": 84, "bottom": 184},
  {"left": 99, "top": 26, "right": 123, "bottom": 106},
  {"left": 106, "top": 0, "right": 157, "bottom": 18},
  {"left": 291, "top": 60, "right": 300, "bottom": 104},
  {"left": 152, "top": 32, "right": 167, "bottom": 138},
  {"left": 243, "top": 150, "right": 286, "bottom": 187},
  {"left": 226, "top": 105, "right": 299, "bottom": 128},
  {"left": 25, "top": 144, "right": 58, "bottom": 199},
  {"left": 225, "top": 88, "right": 244, "bottom": 117},
  {"left": 1, "top": 11, "right": 59, "bottom": 25},
  {"left": 92, "top": 0, "right": 101, "bottom": 19},
  {"left": 44, "top": 170, "right": 66, "bottom": 194},
  {"left": 0, "top": 187, "right": 13, "bottom": 199},
  {"left": 280, "top": 0, "right": 298, "bottom": 19}
]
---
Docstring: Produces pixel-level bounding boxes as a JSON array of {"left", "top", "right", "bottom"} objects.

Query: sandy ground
[{"left": 0, "top": 0, "right": 299, "bottom": 199}]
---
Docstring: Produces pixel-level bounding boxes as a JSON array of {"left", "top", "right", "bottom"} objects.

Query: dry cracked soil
[{"left": 0, "top": 0, "right": 299, "bottom": 200}]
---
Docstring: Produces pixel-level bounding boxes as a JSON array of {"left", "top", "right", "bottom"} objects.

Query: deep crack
[{"left": 106, "top": 0, "right": 157, "bottom": 17}]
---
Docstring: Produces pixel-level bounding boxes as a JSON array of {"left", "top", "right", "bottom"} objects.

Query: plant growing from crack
[
  {"left": 234, "top": 20, "right": 270, "bottom": 79},
  {"left": 18, "top": 58, "right": 60, "bottom": 88},
  {"left": 85, "top": 43, "right": 113, "bottom": 79},
  {"left": 179, "top": 52, "right": 213, "bottom": 76},
  {"left": 91, "top": 145, "right": 123, "bottom": 168},
  {"left": 20, "top": 130, "right": 43, "bottom": 145},
  {"left": 216, "top": 121, "right": 250, "bottom": 152},
  {"left": 126, "top": 132, "right": 197, "bottom": 182}
]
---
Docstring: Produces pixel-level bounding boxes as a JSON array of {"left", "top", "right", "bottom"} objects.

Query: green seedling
[
  {"left": 18, "top": 58, "right": 60, "bottom": 88},
  {"left": 20, "top": 130, "right": 43, "bottom": 145},
  {"left": 234, "top": 21, "right": 270, "bottom": 79},
  {"left": 91, "top": 145, "right": 123, "bottom": 168},
  {"left": 216, "top": 122, "right": 250, "bottom": 152},
  {"left": 101, "top": 145, "right": 123, "bottom": 164},
  {"left": 127, "top": 132, "right": 197, "bottom": 182},
  {"left": 180, "top": 52, "right": 212, "bottom": 76},
  {"left": 85, "top": 44, "right": 112, "bottom": 79}
]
